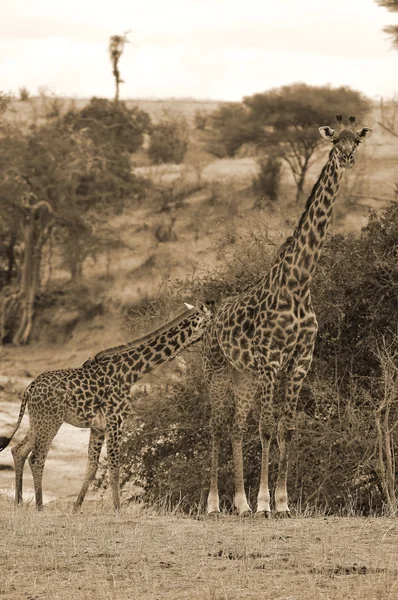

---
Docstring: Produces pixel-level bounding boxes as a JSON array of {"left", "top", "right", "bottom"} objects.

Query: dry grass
[{"left": 0, "top": 496, "right": 397, "bottom": 600}]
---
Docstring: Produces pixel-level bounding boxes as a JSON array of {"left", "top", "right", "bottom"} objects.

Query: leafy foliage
[
  {"left": 207, "top": 102, "right": 259, "bottom": 157},
  {"left": 208, "top": 84, "right": 370, "bottom": 201},
  {"left": 115, "top": 200, "right": 398, "bottom": 514},
  {"left": 63, "top": 97, "right": 151, "bottom": 155},
  {"left": 0, "top": 94, "right": 151, "bottom": 343},
  {"left": 376, "top": 0, "right": 398, "bottom": 47},
  {"left": 18, "top": 87, "right": 30, "bottom": 101},
  {"left": 148, "top": 117, "right": 188, "bottom": 164},
  {"left": 253, "top": 155, "right": 282, "bottom": 203}
]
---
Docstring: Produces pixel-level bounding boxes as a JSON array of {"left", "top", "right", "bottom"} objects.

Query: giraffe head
[
  {"left": 183, "top": 300, "right": 213, "bottom": 341},
  {"left": 319, "top": 115, "right": 373, "bottom": 169}
]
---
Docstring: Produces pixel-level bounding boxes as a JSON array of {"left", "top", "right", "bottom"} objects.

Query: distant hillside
[{"left": 5, "top": 95, "right": 223, "bottom": 127}]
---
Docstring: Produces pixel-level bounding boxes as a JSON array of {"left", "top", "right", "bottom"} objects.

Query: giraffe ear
[
  {"left": 189, "top": 300, "right": 214, "bottom": 314},
  {"left": 319, "top": 126, "right": 335, "bottom": 140},
  {"left": 357, "top": 127, "right": 373, "bottom": 140}
]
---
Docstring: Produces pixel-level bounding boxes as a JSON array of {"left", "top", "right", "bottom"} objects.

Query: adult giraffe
[{"left": 202, "top": 115, "right": 373, "bottom": 517}]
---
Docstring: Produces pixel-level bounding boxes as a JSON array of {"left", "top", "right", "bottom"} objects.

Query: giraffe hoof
[
  {"left": 238, "top": 510, "right": 253, "bottom": 518},
  {"left": 274, "top": 510, "right": 292, "bottom": 519},
  {"left": 206, "top": 511, "right": 221, "bottom": 519},
  {"left": 255, "top": 510, "right": 271, "bottom": 519}
]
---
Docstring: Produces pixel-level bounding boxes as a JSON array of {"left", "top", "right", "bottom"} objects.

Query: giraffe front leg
[
  {"left": 274, "top": 351, "right": 314, "bottom": 518},
  {"left": 207, "top": 427, "right": 221, "bottom": 515},
  {"left": 256, "top": 366, "right": 277, "bottom": 518},
  {"left": 105, "top": 416, "right": 123, "bottom": 512},
  {"left": 231, "top": 423, "right": 251, "bottom": 516},
  {"left": 205, "top": 365, "right": 231, "bottom": 517},
  {"left": 73, "top": 428, "right": 105, "bottom": 513}
]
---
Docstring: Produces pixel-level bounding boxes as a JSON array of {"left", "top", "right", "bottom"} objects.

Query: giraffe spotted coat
[{"left": 0, "top": 303, "right": 212, "bottom": 511}]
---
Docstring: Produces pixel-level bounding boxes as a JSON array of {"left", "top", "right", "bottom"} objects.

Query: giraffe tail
[{"left": 0, "top": 388, "right": 30, "bottom": 452}]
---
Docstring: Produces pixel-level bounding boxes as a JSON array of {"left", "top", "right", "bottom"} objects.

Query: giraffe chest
[{"left": 214, "top": 296, "right": 317, "bottom": 371}]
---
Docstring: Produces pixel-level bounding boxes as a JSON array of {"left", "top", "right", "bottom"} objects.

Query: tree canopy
[
  {"left": 209, "top": 83, "right": 370, "bottom": 202},
  {"left": 0, "top": 96, "right": 150, "bottom": 343}
]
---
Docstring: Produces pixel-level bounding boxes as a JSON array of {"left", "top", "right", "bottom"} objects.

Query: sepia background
[{"left": 0, "top": 1, "right": 397, "bottom": 599}]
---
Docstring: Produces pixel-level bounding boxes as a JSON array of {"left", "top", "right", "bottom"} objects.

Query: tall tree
[
  {"left": 376, "top": 1, "right": 398, "bottom": 47},
  {"left": 0, "top": 100, "right": 148, "bottom": 344},
  {"left": 245, "top": 84, "right": 370, "bottom": 202},
  {"left": 208, "top": 85, "right": 370, "bottom": 202},
  {"left": 109, "top": 32, "right": 130, "bottom": 101}
]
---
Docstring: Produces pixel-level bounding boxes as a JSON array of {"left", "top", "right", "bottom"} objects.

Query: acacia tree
[
  {"left": 208, "top": 85, "right": 370, "bottom": 202},
  {"left": 244, "top": 84, "right": 370, "bottom": 202},
  {"left": 207, "top": 103, "right": 258, "bottom": 157},
  {"left": 109, "top": 32, "right": 130, "bottom": 101}
]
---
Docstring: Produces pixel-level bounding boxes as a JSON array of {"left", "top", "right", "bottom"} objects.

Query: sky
[{"left": 1, "top": 0, "right": 397, "bottom": 102}]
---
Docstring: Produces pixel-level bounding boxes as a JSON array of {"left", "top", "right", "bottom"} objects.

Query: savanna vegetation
[
  {"left": 0, "top": 78, "right": 397, "bottom": 519},
  {"left": 109, "top": 200, "right": 398, "bottom": 516}
]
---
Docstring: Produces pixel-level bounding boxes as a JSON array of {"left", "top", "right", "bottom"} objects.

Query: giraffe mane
[
  {"left": 91, "top": 306, "right": 199, "bottom": 361},
  {"left": 291, "top": 150, "right": 333, "bottom": 242}
]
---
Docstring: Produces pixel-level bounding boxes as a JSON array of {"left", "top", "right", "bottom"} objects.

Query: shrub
[
  {"left": 148, "top": 118, "right": 188, "bottom": 164},
  {"left": 18, "top": 87, "right": 30, "bottom": 101},
  {"left": 253, "top": 155, "right": 282, "bottom": 203},
  {"left": 194, "top": 109, "right": 208, "bottom": 130},
  {"left": 107, "top": 200, "right": 398, "bottom": 514},
  {"left": 63, "top": 97, "right": 151, "bottom": 154}
]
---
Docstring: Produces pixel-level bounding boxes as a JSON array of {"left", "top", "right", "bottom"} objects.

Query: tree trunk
[
  {"left": 0, "top": 199, "right": 52, "bottom": 345},
  {"left": 5, "top": 231, "right": 17, "bottom": 285},
  {"left": 295, "top": 162, "right": 310, "bottom": 204}
]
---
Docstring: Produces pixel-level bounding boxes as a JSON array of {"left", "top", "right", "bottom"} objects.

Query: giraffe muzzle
[{"left": 340, "top": 154, "right": 355, "bottom": 169}]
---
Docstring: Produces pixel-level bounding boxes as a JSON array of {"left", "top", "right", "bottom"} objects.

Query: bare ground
[{"left": 0, "top": 496, "right": 397, "bottom": 600}]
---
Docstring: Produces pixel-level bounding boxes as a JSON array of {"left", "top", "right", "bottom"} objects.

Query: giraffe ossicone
[
  {"left": 202, "top": 116, "right": 373, "bottom": 518},
  {"left": 0, "top": 301, "right": 212, "bottom": 511}
]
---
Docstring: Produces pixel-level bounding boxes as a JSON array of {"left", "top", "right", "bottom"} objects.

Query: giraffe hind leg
[
  {"left": 28, "top": 422, "right": 63, "bottom": 510},
  {"left": 11, "top": 429, "right": 34, "bottom": 505}
]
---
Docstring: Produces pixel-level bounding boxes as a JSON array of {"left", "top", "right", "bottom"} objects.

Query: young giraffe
[
  {"left": 202, "top": 115, "right": 373, "bottom": 517},
  {"left": 0, "top": 302, "right": 212, "bottom": 511}
]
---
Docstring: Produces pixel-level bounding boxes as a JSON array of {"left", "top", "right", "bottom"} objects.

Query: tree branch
[{"left": 376, "top": 121, "right": 398, "bottom": 138}]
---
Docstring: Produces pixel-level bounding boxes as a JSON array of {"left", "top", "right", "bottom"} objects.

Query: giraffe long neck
[
  {"left": 282, "top": 148, "right": 344, "bottom": 286},
  {"left": 94, "top": 309, "right": 205, "bottom": 387}
]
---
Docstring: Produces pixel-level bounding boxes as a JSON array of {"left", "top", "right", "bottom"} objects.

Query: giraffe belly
[{"left": 64, "top": 412, "right": 92, "bottom": 429}]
